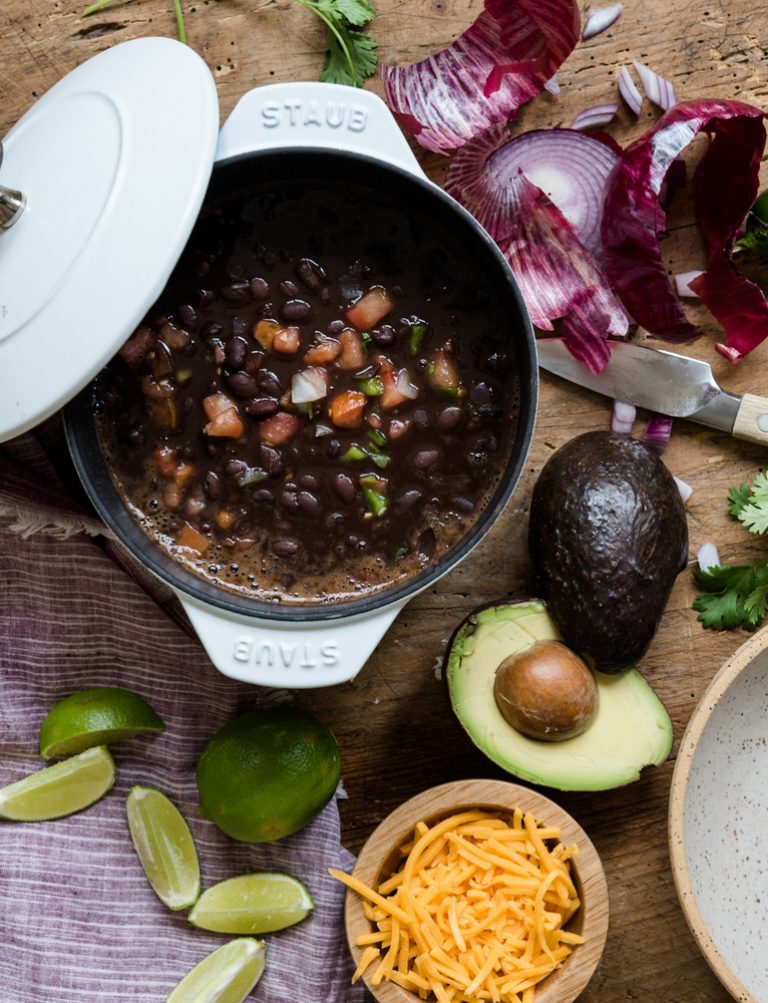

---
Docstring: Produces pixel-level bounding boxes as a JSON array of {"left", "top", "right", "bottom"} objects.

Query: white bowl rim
[{"left": 668, "top": 624, "right": 768, "bottom": 1003}]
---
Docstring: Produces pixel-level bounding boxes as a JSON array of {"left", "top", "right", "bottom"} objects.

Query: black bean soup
[{"left": 97, "top": 181, "right": 519, "bottom": 605}]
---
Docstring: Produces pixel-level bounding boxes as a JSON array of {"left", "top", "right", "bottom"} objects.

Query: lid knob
[{"left": 0, "top": 140, "right": 25, "bottom": 229}]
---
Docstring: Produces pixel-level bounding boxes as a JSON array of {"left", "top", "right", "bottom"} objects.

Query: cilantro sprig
[
  {"left": 694, "top": 470, "right": 768, "bottom": 631},
  {"left": 79, "top": 0, "right": 377, "bottom": 87}
]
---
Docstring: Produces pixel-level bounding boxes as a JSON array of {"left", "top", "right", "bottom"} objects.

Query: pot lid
[{"left": 0, "top": 37, "right": 219, "bottom": 442}]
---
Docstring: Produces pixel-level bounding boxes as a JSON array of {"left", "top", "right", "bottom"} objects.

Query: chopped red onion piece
[
  {"left": 447, "top": 124, "right": 627, "bottom": 372},
  {"left": 618, "top": 65, "right": 642, "bottom": 116},
  {"left": 380, "top": 0, "right": 581, "bottom": 154},
  {"left": 314, "top": 423, "right": 334, "bottom": 438},
  {"left": 601, "top": 99, "right": 768, "bottom": 352},
  {"left": 571, "top": 103, "right": 620, "bottom": 132},
  {"left": 611, "top": 400, "right": 636, "bottom": 434},
  {"left": 291, "top": 367, "right": 328, "bottom": 403},
  {"left": 675, "top": 270, "right": 704, "bottom": 297},
  {"left": 642, "top": 414, "right": 673, "bottom": 452},
  {"left": 582, "top": 3, "right": 623, "bottom": 39},
  {"left": 544, "top": 74, "right": 561, "bottom": 95},
  {"left": 715, "top": 342, "right": 744, "bottom": 364},
  {"left": 697, "top": 542, "right": 721, "bottom": 573},
  {"left": 674, "top": 476, "right": 693, "bottom": 503},
  {"left": 632, "top": 59, "right": 677, "bottom": 112},
  {"left": 395, "top": 369, "right": 419, "bottom": 399}
]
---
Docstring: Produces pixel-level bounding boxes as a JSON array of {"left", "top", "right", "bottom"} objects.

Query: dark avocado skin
[{"left": 528, "top": 431, "right": 688, "bottom": 673}]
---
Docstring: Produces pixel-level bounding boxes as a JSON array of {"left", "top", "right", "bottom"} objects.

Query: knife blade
[{"left": 536, "top": 338, "right": 768, "bottom": 446}]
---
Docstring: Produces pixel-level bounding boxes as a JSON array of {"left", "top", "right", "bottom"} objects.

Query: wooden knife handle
[{"left": 732, "top": 393, "right": 768, "bottom": 446}]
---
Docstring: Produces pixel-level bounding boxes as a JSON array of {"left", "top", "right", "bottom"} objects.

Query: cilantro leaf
[
  {"left": 729, "top": 471, "right": 768, "bottom": 534},
  {"left": 693, "top": 562, "right": 768, "bottom": 631},
  {"left": 294, "top": 0, "right": 378, "bottom": 88}
]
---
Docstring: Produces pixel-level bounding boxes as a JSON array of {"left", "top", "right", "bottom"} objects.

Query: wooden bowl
[
  {"left": 669, "top": 626, "right": 768, "bottom": 1002},
  {"left": 344, "top": 779, "right": 609, "bottom": 1003}
]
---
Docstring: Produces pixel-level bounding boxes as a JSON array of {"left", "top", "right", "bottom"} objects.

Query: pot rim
[{"left": 65, "top": 145, "right": 538, "bottom": 623}]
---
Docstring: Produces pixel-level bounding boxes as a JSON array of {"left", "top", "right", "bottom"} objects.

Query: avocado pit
[{"left": 493, "top": 640, "right": 598, "bottom": 742}]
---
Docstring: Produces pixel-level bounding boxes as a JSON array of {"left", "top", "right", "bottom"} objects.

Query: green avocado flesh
[{"left": 446, "top": 600, "right": 673, "bottom": 791}]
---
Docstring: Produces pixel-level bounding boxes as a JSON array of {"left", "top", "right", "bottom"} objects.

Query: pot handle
[
  {"left": 176, "top": 592, "right": 407, "bottom": 688},
  {"left": 216, "top": 81, "right": 424, "bottom": 179}
]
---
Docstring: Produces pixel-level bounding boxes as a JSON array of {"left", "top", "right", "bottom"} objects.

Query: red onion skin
[{"left": 601, "top": 99, "right": 767, "bottom": 347}]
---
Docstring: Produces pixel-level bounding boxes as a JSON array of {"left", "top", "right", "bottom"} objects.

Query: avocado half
[{"left": 445, "top": 599, "right": 673, "bottom": 791}]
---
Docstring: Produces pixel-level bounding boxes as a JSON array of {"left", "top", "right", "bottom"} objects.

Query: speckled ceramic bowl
[{"left": 669, "top": 627, "right": 768, "bottom": 1003}]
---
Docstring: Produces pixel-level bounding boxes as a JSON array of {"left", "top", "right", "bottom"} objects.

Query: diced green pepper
[
  {"left": 176, "top": 369, "right": 193, "bottom": 385},
  {"left": 392, "top": 545, "right": 408, "bottom": 562},
  {"left": 361, "top": 332, "right": 373, "bottom": 351},
  {"left": 340, "top": 444, "right": 367, "bottom": 463},
  {"left": 409, "top": 322, "right": 428, "bottom": 356},
  {"left": 362, "top": 446, "right": 389, "bottom": 469},
  {"left": 360, "top": 475, "right": 388, "bottom": 517},
  {"left": 357, "top": 376, "right": 384, "bottom": 397},
  {"left": 367, "top": 427, "right": 387, "bottom": 448}
]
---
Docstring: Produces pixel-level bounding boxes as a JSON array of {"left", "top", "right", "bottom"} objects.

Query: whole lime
[{"left": 196, "top": 706, "right": 341, "bottom": 843}]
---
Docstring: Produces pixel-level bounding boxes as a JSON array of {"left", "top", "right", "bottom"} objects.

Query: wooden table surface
[{"left": 3, "top": 1, "right": 768, "bottom": 999}]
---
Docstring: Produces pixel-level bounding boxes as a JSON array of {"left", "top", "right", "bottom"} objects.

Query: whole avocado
[{"left": 528, "top": 431, "right": 688, "bottom": 673}]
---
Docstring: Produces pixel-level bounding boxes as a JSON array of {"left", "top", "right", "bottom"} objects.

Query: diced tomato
[
  {"left": 329, "top": 390, "right": 367, "bottom": 428},
  {"left": 273, "top": 326, "right": 301, "bottom": 355},
  {"left": 215, "top": 509, "right": 237, "bottom": 531},
  {"left": 346, "top": 287, "right": 394, "bottom": 330},
  {"left": 259, "top": 411, "right": 301, "bottom": 446},
  {"left": 428, "top": 349, "right": 464, "bottom": 398},
  {"left": 176, "top": 523, "right": 209, "bottom": 553},
  {"left": 213, "top": 344, "right": 226, "bottom": 365},
  {"left": 174, "top": 462, "right": 196, "bottom": 488},
  {"left": 205, "top": 406, "right": 245, "bottom": 438},
  {"left": 304, "top": 335, "right": 342, "bottom": 365},
  {"left": 163, "top": 482, "right": 183, "bottom": 510},
  {"left": 253, "top": 319, "right": 280, "bottom": 350},
  {"left": 337, "top": 329, "right": 365, "bottom": 370},
  {"left": 158, "top": 319, "right": 190, "bottom": 351},
  {"left": 153, "top": 445, "right": 177, "bottom": 478},
  {"left": 203, "top": 392, "right": 236, "bottom": 421},
  {"left": 366, "top": 409, "right": 383, "bottom": 430}
]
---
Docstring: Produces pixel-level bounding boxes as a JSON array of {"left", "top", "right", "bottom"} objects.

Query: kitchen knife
[{"left": 537, "top": 338, "right": 768, "bottom": 447}]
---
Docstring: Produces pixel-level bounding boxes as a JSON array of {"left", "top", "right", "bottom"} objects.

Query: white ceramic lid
[{"left": 0, "top": 37, "right": 219, "bottom": 442}]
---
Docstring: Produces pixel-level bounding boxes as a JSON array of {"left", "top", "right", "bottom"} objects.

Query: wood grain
[
  {"left": 3, "top": 1, "right": 768, "bottom": 1000},
  {"left": 345, "top": 780, "right": 609, "bottom": 1003}
]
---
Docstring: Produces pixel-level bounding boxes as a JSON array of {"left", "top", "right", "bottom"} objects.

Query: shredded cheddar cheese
[{"left": 330, "top": 809, "right": 584, "bottom": 1003}]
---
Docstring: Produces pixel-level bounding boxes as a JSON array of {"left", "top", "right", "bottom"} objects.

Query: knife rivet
[{"left": 758, "top": 414, "right": 768, "bottom": 433}]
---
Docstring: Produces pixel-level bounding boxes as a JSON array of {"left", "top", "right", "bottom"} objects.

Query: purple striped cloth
[{"left": 0, "top": 420, "right": 365, "bottom": 1003}]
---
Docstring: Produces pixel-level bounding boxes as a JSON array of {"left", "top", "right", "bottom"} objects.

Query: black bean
[
  {"left": 221, "top": 281, "right": 250, "bottom": 304},
  {"left": 281, "top": 299, "right": 311, "bottom": 321},
  {"left": 226, "top": 371, "right": 259, "bottom": 398},
  {"left": 177, "top": 304, "right": 198, "bottom": 329},
  {"left": 451, "top": 495, "right": 475, "bottom": 513},
  {"left": 371, "top": 324, "right": 396, "bottom": 346},
  {"left": 273, "top": 539, "right": 299, "bottom": 557},
  {"left": 295, "top": 258, "right": 327, "bottom": 292},
  {"left": 325, "top": 512, "right": 345, "bottom": 530},
  {"left": 411, "top": 447, "right": 441, "bottom": 469},
  {"left": 470, "top": 381, "right": 492, "bottom": 405},
  {"left": 327, "top": 319, "right": 346, "bottom": 335},
  {"left": 200, "top": 321, "right": 224, "bottom": 341},
  {"left": 245, "top": 351, "right": 264, "bottom": 375},
  {"left": 227, "top": 261, "right": 246, "bottom": 280},
  {"left": 205, "top": 442, "right": 221, "bottom": 459},
  {"left": 300, "top": 473, "right": 319, "bottom": 490},
  {"left": 297, "top": 491, "right": 321, "bottom": 518},
  {"left": 256, "top": 369, "right": 281, "bottom": 396},
  {"left": 320, "top": 286, "right": 331, "bottom": 305},
  {"left": 225, "top": 458, "right": 247, "bottom": 477},
  {"left": 251, "top": 488, "right": 274, "bottom": 505},
  {"left": 262, "top": 251, "right": 277, "bottom": 268},
  {"left": 224, "top": 336, "right": 248, "bottom": 369},
  {"left": 393, "top": 488, "right": 424, "bottom": 515},
  {"left": 126, "top": 425, "right": 145, "bottom": 446},
  {"left": 333, "top": 472, "right": 357, "bottom": 503},
  {"left": 325, "top": 438, "right": 341, "bottom": 459},
  {"left": 436, "top": 406, "right": 463, "bottom": 433},
  {"left": 250, "top": 276, "right": 270, "bottom": 299},
  {"left": 196, "top": 261, "right": 210, "bottom": 278},
  {"left": 204, "top": 471, "right": 221, "bottom": 500},
  {"left": 353, "top": 363, "right": 379, "bottom": 379},
  {"left": 246, "top": 397, "right": 279, "bottom": 417},
  {"left": 417, "top": 528, "right": 437, "bottom": 561},
  {"left": 281, "top": 489, "right": 301, "bottom": 514},
  {"left": 198, "top": 289, "right": 215, "bottom": 308},
  {"left": 259, "top": 444, "right": 285, "bottom": 476},
  {"left": 412, "top": 409, "right": 430, "bottom": 431},
  {"left": 181, "top": 396, "right": 195, "bottom": 415},
  {"left": 279, "top": 279, "right": 300, "bottom": 298}
]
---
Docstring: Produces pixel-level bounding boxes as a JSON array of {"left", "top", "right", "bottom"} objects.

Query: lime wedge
[
  {"left": 39, "top": 687, "right": 165, "bottom": 760},
  {"left": 188, "top": 873, "right": 314, "bottom": 934},
  {"left": 126, "top": 786, "right": 201, "bottom": 911},
  {"left": 166, "top": 938, "right": 266, "bottom": 1003},
  {"left": 0, "top": 746, "right": 115, "bottom": 821}
]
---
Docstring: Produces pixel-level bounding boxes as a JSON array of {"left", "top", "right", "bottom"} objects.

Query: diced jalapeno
[
  {"left": 367, "top": 427, "right": 387, "bottom": 448},
  {"left": 362, "top": 446, "right": 389, "bottom": 469},
  {"left": 357, "top": 376, "right": 384, "bottom": 397},
  {"left": 360, "top": 475, "right": 388, "bottom": 517},
  {"left": 340, "top": 444, "right": 367, "bottom": 462},
  {"left": 409, "top": 322, "right": 428, "bottom": 356},
  {"left": 361, "top": 332, "right": 373, "bottom": 351}
]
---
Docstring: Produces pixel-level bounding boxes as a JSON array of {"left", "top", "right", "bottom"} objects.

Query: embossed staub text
[
  {"left": 260, "top": 100, "right": 368, "bottom": 133},
  {"left": 232, "top": 636, "right": 340, "bottom": 670}
]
